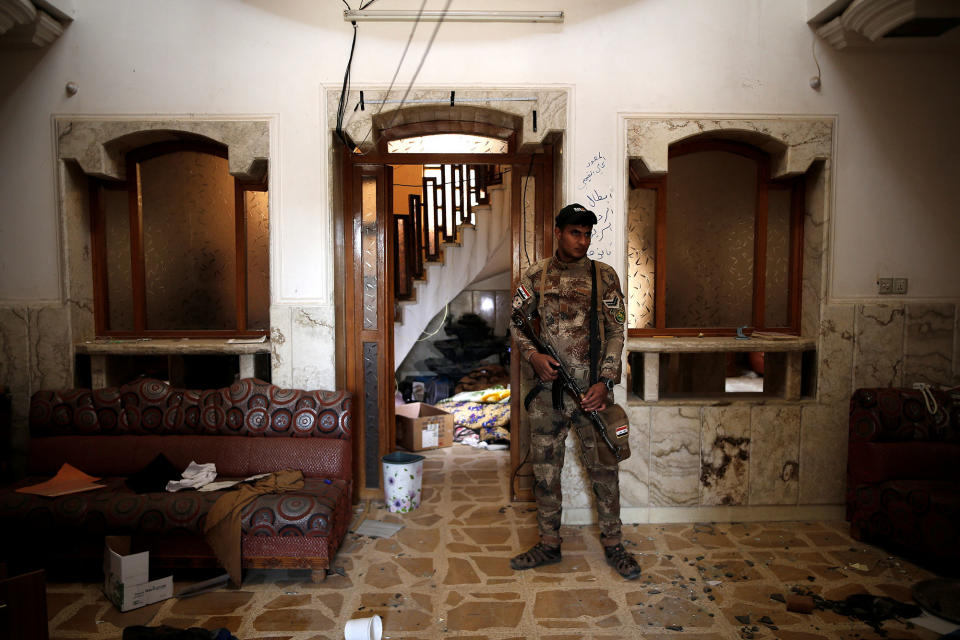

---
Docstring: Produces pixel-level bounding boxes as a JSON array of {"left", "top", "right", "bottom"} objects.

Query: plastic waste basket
[{"left": 381, "top": 451, "right": 425, "bottom": 513}]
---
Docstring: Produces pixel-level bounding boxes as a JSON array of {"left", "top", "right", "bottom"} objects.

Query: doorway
[{"left": 335, "top": 110, "right": 561, "bottom": 502}]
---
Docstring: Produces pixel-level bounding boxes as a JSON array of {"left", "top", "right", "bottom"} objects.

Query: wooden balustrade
[{"left": 393, "top": 164, "right": 500, "bottom": 302}]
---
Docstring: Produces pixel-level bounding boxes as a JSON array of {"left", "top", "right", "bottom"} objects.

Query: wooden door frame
[{"left": 335, "top": 128, "right": 561, "bottom": 503}]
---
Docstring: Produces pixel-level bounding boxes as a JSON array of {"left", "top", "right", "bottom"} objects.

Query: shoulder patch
[{"left": 602, "top": 295, "right": 620, "bottom": 309}]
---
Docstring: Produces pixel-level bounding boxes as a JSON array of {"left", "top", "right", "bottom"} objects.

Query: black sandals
[
  {"left": 604, "top": 543, "right": 641, "bottom": 580},
  {"left": 510, "top": 542, "right": 562, "bottom": 570}
]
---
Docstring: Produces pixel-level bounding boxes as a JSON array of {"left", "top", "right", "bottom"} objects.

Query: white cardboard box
[{"left": 103, "top": 535, "right": 174, "bottom": 612}]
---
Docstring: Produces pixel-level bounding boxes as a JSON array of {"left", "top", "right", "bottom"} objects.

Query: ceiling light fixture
[{"left": 343, "top": 10, "right": 564, "bottom": 23}]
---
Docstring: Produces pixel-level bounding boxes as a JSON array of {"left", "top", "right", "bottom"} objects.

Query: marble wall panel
[
  {"left": 0, "top": 308, "right": 31, "bottom": 453},
  {"left": 649, "top": 407, "right": 700, "bottom": 507},
  {"left": 700, "top": 406, "right": 751, "bottom": 506},
  {"left": 270, "top": 305, "right": 293, "bottom": 387},
  {"left": 290, "top": 306, "right": 337, "bottom": 391},
  {"left": 748, "top": 406, "right": 800, "bottom": 506},
  {"left": 903, "top": 303, "right": 955, "bottom": 387},
  {"left": 853, "top": 304, "right": 904, "bottom": 389},
  {"left": 30, "top": 305, "right": 72, "bottom": 391},
  {"left": 799, "top": 403, "right": 848, "bottom": 504},
  {"left": 801, "top": 160, "right": 829, "bottom": 338},
  {"left": 620, "top": 406, "right": 651, "bottom": 507},
  {"left": 817, "top": 303, "right": 854, "bottom": 406}
]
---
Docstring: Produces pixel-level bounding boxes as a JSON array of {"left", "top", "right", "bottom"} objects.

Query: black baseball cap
[{"left": 555, "top": 203, "right": 597, "bottom": 228}]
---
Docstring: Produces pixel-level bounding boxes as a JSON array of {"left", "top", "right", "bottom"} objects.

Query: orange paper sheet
[{"left": 16, "top": 463, "right": 105, "bottom": 497}]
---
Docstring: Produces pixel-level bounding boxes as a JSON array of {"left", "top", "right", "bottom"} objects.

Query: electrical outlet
[
  {"left": 877, "top": 278, "right": 893, "bottom": 295},
  {"left": 892, "top": 277, "right": 908, "bottom": 295}
]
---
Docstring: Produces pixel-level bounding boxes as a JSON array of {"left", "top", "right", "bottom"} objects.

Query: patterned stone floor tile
[{"left": 44, "top": 446, "right": 955, "bottom": 640}]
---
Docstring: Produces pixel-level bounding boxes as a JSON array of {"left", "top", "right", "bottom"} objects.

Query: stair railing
[{"left": 393, "top": 164, "right": 500, "bottom": 302}]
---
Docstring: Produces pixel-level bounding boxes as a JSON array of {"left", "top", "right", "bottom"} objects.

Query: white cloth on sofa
[{"left": 166, "top": 461, "right": 217, "bottom": 492}]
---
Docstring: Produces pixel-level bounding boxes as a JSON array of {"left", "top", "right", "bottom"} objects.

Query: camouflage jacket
[{"left": 511, "top": 254, "right": 626, "bottom": 385}]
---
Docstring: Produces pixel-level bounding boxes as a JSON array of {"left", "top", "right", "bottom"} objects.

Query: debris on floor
[
  {"left": 790, "top": 587, "right": 922, "bottom": 636},
  {"left": 354, "top": 519, "right": 404, "bottom": 538}
]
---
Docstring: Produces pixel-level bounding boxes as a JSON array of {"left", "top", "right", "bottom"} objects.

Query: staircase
[{"left": 393, "top": 164, "right": 510, "bottom": 366}]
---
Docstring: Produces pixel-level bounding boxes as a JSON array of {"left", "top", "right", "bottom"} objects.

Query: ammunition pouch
[{"left": 596, "top": 402, "right": 631, "bottom": 466}]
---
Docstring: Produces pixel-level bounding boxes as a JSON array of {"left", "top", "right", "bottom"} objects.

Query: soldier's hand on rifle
[
  {"left": 580, "top": 382, "right": 609, "bottom": 412},
  {"left": 530, "top": 353, "right": 560, "bottom": 382}
]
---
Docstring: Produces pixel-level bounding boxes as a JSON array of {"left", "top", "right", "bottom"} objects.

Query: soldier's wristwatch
[{"left": 599, "top": 377, "right": 616, "bottom": 391}]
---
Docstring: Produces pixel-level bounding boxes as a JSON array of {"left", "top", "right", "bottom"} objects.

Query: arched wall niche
[
  {"left": 53, "top": 117, "right": 272, "bottom": 370},
  {"left": 624, "top": 116, "right": 835, "bottom": 339}
]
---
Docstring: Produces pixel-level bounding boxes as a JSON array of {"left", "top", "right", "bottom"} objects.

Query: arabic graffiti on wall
[{"left": 577, "top": 152, "right": 614, "bottom": 259}]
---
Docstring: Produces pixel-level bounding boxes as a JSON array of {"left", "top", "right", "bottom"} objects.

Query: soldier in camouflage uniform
[{"left": 509, "top": 203, "right": 641, "bottom": 580}]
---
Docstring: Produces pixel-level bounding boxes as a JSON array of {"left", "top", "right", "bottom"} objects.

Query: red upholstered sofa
[
  {"left": 0, "top": 378, "right": 353, "bottom": 582},
  {"left": 846, "top": 387, "right": 960, "bottom": 572}
]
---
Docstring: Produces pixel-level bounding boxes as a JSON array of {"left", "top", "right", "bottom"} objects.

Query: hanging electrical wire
[
  {"left": 382, "top": 0, "right": 454, "bottom": 133},
  {"left": 521, "top": 154, "right": 535, "bottom": 267},
  {"left": 335, "top": 18, "right": 359, "bottom": 151},
  {"left": 351, "top": 0, "right": 429, "bottom": 152}
]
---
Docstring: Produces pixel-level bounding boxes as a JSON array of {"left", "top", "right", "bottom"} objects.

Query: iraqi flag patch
[
  {"left": 516, "top": 284, "right": 532, "bottom": 301},
  {"left": 616, "top": 424, "right": 629, "bottom": 439}
]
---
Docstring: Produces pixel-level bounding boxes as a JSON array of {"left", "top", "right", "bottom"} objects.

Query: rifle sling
[{"left": 589, "top": 260, "right": 599, "bottom": 387}]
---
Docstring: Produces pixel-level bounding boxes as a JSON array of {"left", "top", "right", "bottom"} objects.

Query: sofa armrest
[{"left": 848, "top": 441, "right": 960, "bottom": 486}]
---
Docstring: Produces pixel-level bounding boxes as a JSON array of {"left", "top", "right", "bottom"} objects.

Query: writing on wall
[{"left": 577, "top": 152, "right": 614, "bottom": 259}]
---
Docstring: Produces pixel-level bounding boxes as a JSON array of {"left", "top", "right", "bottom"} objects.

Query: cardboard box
[
  {"left": 395, "top": 402, "right": 454, "bottom": 451},
  {"left": 103, "top": 536, "right": 173, "bottom": 612}
]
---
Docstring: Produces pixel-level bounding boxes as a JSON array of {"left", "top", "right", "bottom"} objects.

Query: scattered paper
[
  {"left": 907, "top": 612, "right": 960, "bottom": 635},
  {"left": 706, "top": 580, "right": 722, "bottom": 586},
  {"left": 355, "top": 519, "right": 404, "bottom": 538},
  {"left": 16, "top": 463, "right": 104, "bottom": 497},
  {"left": 849, "top": 563, "right": 869, "bottom": 572}
]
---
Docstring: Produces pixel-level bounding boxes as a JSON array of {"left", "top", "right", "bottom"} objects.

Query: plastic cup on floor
[{"left": 344, "top": 614, "right": 382, "bottom": 640}]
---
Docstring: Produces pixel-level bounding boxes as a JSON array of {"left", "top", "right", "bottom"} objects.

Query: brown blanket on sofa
[{"left": 204, "top": 469, "right": 304, "bottom": 585}]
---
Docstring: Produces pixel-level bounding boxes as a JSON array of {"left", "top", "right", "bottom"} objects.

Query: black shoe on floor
[
  {"left": 510, "top": 542, "right": 562, "bottom": 570},
  {"left": 604, "top": 543, "right": 641, "bottom": 580}
]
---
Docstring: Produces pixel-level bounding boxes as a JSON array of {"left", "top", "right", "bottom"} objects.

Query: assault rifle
[{"left": 512, "top": 305, "right": 625, "bottom": 462}]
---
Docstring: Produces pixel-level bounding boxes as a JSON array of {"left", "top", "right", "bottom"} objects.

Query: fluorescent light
[{"left": 344, "top": 10, "right": 564, "bottom": 23}]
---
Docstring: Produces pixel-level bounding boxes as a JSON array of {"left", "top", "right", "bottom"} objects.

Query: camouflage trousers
[{"left": 527, "top": 392, "right": 622, "bottom": 546}]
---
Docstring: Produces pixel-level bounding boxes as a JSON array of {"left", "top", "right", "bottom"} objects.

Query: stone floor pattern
[{"left": 47, "top": 445, "right": 948, "bottom": 640}]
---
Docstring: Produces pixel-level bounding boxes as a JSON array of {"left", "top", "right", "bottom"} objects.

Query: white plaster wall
[{"left": 1, "top": 0, "right": 958, "bottom": 306}]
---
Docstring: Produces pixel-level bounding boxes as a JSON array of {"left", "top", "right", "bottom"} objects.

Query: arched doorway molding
[{"left": 327, "top": 87, "right": 568, "bottom": 156}]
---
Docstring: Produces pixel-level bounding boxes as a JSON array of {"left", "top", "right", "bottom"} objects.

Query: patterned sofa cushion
[
  {"left": 1, "top": 477, "right": 348, "bottom": 538},
  {"left": 29, "top": 378, "right": 352, "bottom": 440}
]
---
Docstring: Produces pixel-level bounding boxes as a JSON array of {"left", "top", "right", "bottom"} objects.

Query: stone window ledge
[{"left": 627, "top": 336, "right": 817, "bottom": 402}]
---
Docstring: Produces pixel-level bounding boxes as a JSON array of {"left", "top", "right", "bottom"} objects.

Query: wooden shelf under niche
[{"left": 75, "top": 339, "right": 271, "bottom": 389}]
